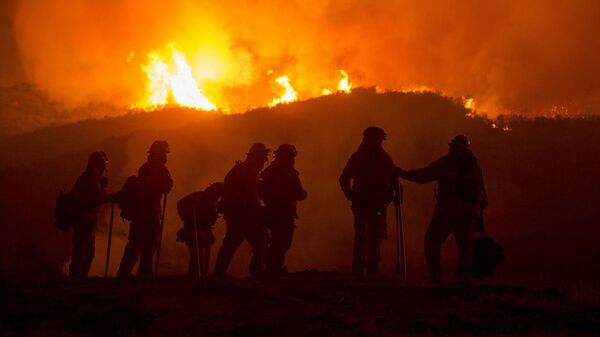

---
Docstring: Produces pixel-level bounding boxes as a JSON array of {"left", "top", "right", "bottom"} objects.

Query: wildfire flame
[
  {"left": 321, "top": 70, "right": 352, "bottom": 95},
  {"left": 134, "top": 45, "right": 217, "bottom": 111},
  {"left": 337, "top": 70, "right": 352, "bottom": 93},
  {"left": 269, "top": 75, "right": 298, "bottom": 107}
]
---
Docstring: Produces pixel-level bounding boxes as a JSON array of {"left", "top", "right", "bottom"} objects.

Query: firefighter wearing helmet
[
  {"left": 214, "top": 142, "right": 271, "bottom": 277},
  {"left": 340, "top": 127, "right": 399, "bottom": 276},
  {"left": 259, "top": 144, "right": 307, "bottom": 276},
  {"left": 69, "top": 151, "right": 112, "bottom": 279},
  {"left": 117, "top": 140, "right": 173, "bottom": 278},
  {"left": 396, "top": 134, "right": 488, "bottom": 285}
]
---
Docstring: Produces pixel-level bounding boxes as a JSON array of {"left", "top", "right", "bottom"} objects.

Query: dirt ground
[{"left": 1, "top": 271, "right": 599, "bottom": 337}]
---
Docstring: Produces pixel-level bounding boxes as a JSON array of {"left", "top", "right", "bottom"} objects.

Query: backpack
[
  {"left": 116, "top": 175, "right": 142, "bottom": 221},
  {"left": 54, "top": 190, "right": 78, "bottom": 231},
  {"left": 177, "top": 192, "right": 200, "bottom": 224}
]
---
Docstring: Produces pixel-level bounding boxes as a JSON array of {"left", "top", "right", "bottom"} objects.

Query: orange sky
[{"left": 3, "top": 0, "right": 600, "bottom": 115}]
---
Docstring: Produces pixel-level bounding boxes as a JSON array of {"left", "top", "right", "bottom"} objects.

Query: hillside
[{"left": 1, "top": 88, "right": 599, "bottom": 291}]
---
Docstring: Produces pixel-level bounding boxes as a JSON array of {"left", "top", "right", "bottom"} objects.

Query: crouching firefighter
[
  {"left": 116, "top": 140, "right": 173, "bottom": 278},
  {"left": 176, "top": 183, "right": 224, "bottom": 277},
  {"left": 396, "top": 134, "right": 487, "bottom": 285},
  {"left": 260, "top": 144, "right": 307, "bottom": 276},
  {"left": 340, "top": 127, "right": 399, "bottom": 276},
  {"left": 68, "top": 151, "right": 112, "bottom": 279},
  {"left": 214, "top": 143, "right": 270, "bottom": 277}
]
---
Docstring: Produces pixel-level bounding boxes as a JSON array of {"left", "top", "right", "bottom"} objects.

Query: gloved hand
[
  {"left": 343, "top": 189, "right": 354, "bottom": 201},
  {"left": 108, "top": 192, "right": 119, "bottom": 203},
  {"left": 393, "top": 166, "right": 405, "bottom": 177},
  {"left": 100, "top": 176, "right": 109, "bottom": 189},
  {"left": 474, "top": 215, "right": 484, "bottom": 233}
]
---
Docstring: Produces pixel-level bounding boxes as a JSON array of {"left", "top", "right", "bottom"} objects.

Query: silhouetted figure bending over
[
  {"left": 117, "top": 141, "right": 173, "bottom": 278},
  {"left": 176, "top": 183, "right": 224, "bottom": 277},
  {"left": 214, "top": 143, "right": 270, "bottom": 277},
  {"left": 69, "top": 151, "right": 111, "bottom": 279},
  {"left": 396, "top": 134, "right": 487, "bottom": 284},
  {"left": 260, "top": 144, "right": 307, "bottom": 276},
  {"left": 340, "top": 127, "right": 398, "bottom": 276}
]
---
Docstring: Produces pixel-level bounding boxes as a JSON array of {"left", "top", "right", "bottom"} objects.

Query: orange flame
[
  {"left": 269, "top": 75, "right": 298, "bottom": 106},
  {"left": 134, "top": 45, "right": 217, "bottom": 111}
]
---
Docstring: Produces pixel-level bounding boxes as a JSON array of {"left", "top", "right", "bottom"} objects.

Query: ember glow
[{"left": 134, "top": 45, "right": 217, "bottom": 111}]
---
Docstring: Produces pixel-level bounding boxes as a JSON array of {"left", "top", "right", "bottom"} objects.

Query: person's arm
[
  {"left": 397, "top": 157, "right": 445, "bottom": 184},
  {"left": 339, "top": 154, "right": 356, "bottom": 201},
  {"left": 292, "top": 170, "right": 307, "bottom": 201},
  {"left": 480, "top": 168, "right": 488, "bottom": 210},
  {"left": 161, "top": 166, "right": 173, "bottom": 195}
]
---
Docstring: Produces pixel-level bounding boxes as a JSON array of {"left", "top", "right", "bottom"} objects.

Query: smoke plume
[{"left": 7, "top": 0, "right": 600, "bottom": 115}]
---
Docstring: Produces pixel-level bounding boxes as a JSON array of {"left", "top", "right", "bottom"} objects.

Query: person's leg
[
  {"left": 454, "top": 218, "right": 475, "bottom": 284},
  {"left": 80, "top": 224, "right": 96, "bottom": 278},
  {"left": 248, "top": 225, "right": 268, "bottom": 277},
  {"left": 214, "top": 227, "right": 244, "bottom": 276},
  {"left": 352, "top": 206, "right": 368, "bottom": 275},
  {"left": 424, "top": 209, "right": 453, "bottom": 284},
  {"left": 138, "top": 220, "right": 160, "bottom": 277},
  {"left": 366, "top": 211, "right": 383, "bottom": 276},
  {"left": 265, "top": 218, "right": 295, "bottom": 273},
  {"left": 117, "top": 221, "right": 142, "bottom": 278},
  {"left": 69, "top": 224, "right": 84, "bottom": 278}
]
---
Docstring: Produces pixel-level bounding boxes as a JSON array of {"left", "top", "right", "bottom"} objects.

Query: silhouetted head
[
  {"left": 204, "top": 182, "right": 225, "bottom": 201},
  {"left": 245, "top": 142, "right": 271, "bottom": 171},
  {"left": 86, "top": 151, "right": 108, "bottom": 173},
  {"left": 147, "top": 140, "right": 170, "bottom": 164},
  {"left": 361, "top": 126, "right": 386, "bottom": 149},
  {"left": 448, "top": 134, "right": 473, "bottom": 157},
  {"left": 274, "top": 144, "right": 298, "bottom": 166}
]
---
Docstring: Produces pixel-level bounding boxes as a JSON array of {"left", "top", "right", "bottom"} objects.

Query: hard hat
[
  {"left": 148, "top": 140, "right": 170, "bottom": 154},
  {"left": 274, "top": 144, "right": 298, "bottom": 158},
  {"left": 449, "top": 134, "right": 471, "bottom": 148},
  {"left": 363, "top": 126, "right": 387, "bottom": 141},
  {"left": 87, "top": 151, "right": 108, "bottom": 170},
  {"left": 247, "top": 142, "right": 271, "bottom": 156}
]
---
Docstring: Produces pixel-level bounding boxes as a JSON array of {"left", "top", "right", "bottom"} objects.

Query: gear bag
[
  {"left": 473, "top": 234, "right": 504, "bottom": 279},
  {"left": 54, "top": 190, "right": 78, "bottom": 231},
  {"left": 116, "top": 175, "right": 142, "bottom": 221}
]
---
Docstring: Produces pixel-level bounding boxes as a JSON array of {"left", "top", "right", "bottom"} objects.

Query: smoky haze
[
  {"left": 5, "top": 0, "right": 600, "bottom": 115},
  {"left": 1, "top": 90, "right": 599, "bottom": 289}
]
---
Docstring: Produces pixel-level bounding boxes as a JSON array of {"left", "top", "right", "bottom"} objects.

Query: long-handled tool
[
  {"left": 395, "top": 180, "right": 407, "bottom": 279},
  {"left": 104, "top": 202, "right": 115, "bottom": 278},
  {"left": 192, "top": 201, "right": 201, "bottom": 279},
  {"left": 154, "top": 193, "right": 168, "bottom": 277}
]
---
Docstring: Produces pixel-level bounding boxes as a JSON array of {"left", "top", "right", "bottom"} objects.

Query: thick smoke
[{"left": 8, "top": 0, "right": 600, "bottom": 114}]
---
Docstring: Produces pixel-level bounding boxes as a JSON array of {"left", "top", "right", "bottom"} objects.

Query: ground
[{"left": 1, "top": 271, "right": 599, "bottom": 337}]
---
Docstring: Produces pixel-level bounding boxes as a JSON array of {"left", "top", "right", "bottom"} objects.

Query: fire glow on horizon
[{"left": 133, "top": 44, "right": 360, "bottom": 111}]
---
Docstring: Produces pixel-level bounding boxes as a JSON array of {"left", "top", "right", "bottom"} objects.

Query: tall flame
[
  {"left": 135, "top": 45, "right": 217, "bottom": 111},
  {"left": 269, "top": 75, "right": 298, "bottom": 107},
  {"left": 321, "top": 70, "right": 352, "bottom": 95},
  {"left": 337, "top": 70, "right": 352, "bottom": 93}
]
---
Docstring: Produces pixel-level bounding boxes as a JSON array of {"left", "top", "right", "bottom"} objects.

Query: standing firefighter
[
  {"left": 340, "top": 127, "right": 398, "bottom": 276},
  {"left": 117, "top": 140, "right": 173, "bottom": 278},
  {"left": 214, "top": 143, "right": 270, "bottom": 277},
  {"left": 176, "top": 183, "right": 224, "bottom": 277},
  {"left": 260, "top": 144, "right": 307, "bottom": 276},
  {"left": 396, "top": 134, "right": 487, "bottom": 285},
  {"left": 68, "top": 151, "right": 111, "bottom": 279}
]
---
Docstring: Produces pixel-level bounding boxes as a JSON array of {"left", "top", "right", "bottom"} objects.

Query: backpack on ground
[
  {"left": 473, "top": 234, "right": 504, "bottom": 279},
  {"left": 54, "top": 190, "right": 78, "bottom": 231},
  {"left": 116, "top": 175, "right": 142, "bottom": 221}
]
